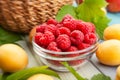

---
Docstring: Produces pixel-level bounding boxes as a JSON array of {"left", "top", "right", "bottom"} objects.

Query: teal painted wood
[{"left": 107, "top": 13, "right": 120, "bottom": 25}]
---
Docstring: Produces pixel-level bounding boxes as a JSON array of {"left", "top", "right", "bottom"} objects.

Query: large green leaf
[
  {"left": 92, "top": 16, "right": 111, "bottom": 39},
  {"left": 83, "top": 0, "right": 108, "bottom": 8},
  {"left": 0, "top": 27, "right": 22, "bottom": 45},
  {"left": 6, "top": 66, "right": 61, "bottom": 80},
  {"left": 19, "top": 69, "right": 61, "bottom": 80},
  {"left": 56, "top": 5, "right": 77, "bottom": 21},
  {"left": 0, "top": 73, "right": 11, "bottom": 80},
  {"left": 56, "top": 0, "right": 110, "bottom": 39},
  {"left": 76, "top": 0, "right": 110, "bottom": 39},
  {"left": 0, "top": 74, "right": 2, "bottom": 80},
  {"left": 6, "top": 66, "right": 47, "bottom": 80}
]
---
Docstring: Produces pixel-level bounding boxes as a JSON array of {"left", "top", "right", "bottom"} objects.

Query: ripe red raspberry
[
  {"left": 45, "top": 24, "right": 57, "bottom": 35},
  {"left": 47, "top": 19, "right": 58, "bottom": 25},
  {"left": 47, "top": 42, "right": 61, "bottom": 52},
  {"left": 78, "top": 42, "right": 90, "bottom": 50},
  {"left": 39, "top": 31, "right": 55, "bottom": 47},
  {"left": 70, "top": 30, "right": 84, "bottom": 45},
  {"left": 61, "top": 15, "right": 76, "bottom": 31},
  {"left": 47, "top": 42, "right": 61, "bottom": 57},
  {"left": 48, "top": 60, "right": 62, "bottom": 66},
  {"left": 66, "top": 46, "right": 78, "bottom": 52},
  {"left": 56, "top": 27, "right": 71, "bottom": 36},
  {"left": 36, "top": 24, "right": 46, "bottom": 33},
  {"left": 65, "top": 46, "right": 79, "bottom": 57},
  {"left": 76, "top": 22, "right": 95, "bottom": 34},
  {"left": 56, "top": 34, "right": 71, "bottom": 50},
  {"left": 47, "top": 41, "right": 57, "bottom": 48},
  {"left": 56, "top": 23, "right": 63, "bottom": 28},
  {"left": 61, "top": 14, "right": 73, "bottom": 23},
  {"left": 76, "top": 20, "right": 83, "bottom": 23},
  {"left": 63, "top": 19, "right": 76, "bottom": 31},
  {"left": 84, "top": 33, "right": 97, "bottom": 44},
  {"left": 34, "top": 32, "right": 43, "bottom": 45},
  {"left": 86, "top": 22, "right": 95, "bottom": 33},
  {"left": 68, "top": 59, "right": 85, "bottom": 66}
]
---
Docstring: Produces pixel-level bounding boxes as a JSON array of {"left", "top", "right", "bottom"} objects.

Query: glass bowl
[{"left": 32, "top": 37, "right": 99, "bottom": 72}]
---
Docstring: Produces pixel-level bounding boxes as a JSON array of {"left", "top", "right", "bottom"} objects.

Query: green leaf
[
  {"left": 92, "top": 16, "right": 111, "bottom": 39},
  {"left": 6, "top": 66, "right": 61, "bottom": 80},
  {"left": 76, "top": 0, "right": 110, "bottom": 39},
  {"left": 0, "top": 73, "right": 11, "bottom": 80},
  {"left": 83, "top": 0, "right": 108, "bottom": 8},
  {"left": 56, "top": 5, "right": 77, "bottom": 21},
  {"left": 0, "top": 27, "right": 22, "bottom": 45},
  {"left": 62, "top": 62, "right": 112, "bottom": 80},
  {"left": 0, "top": 74, "right": 2, "bottom": 80},
  {"left": 55, "top": 0, "right": 110, "bottom": 39},
  {"left": 6, "top": 66, "right": 48, "bottom": 80},
  {"left": 19, "top": 69, "right": 61, "bottom": 80},
  {"left": 91, "top": 74, "right": 111, "bottom": 80},
  {"left": 61, "top": 62, "right": 86, "bottom": 80},
  {"left": 76, "top": 0, "right": 108, "bottom": 20}
]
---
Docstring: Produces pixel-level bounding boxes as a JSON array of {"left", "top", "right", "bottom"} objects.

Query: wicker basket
[{"left": 0, "top": 0, "right": 73, "bottom": 33}]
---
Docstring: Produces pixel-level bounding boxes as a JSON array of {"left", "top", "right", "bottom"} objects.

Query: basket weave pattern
[{"left": 0, "top": 0, "right": 73, "bottom": 33}]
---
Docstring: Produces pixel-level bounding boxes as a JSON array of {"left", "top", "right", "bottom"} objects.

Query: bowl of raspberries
[{"left": 32, "top": 14, "right": 99, "bottom": 71}]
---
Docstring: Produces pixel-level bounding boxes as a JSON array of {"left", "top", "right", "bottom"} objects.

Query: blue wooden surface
[{"left": 107, "top": 12, "right": 120, "bottom": 25}]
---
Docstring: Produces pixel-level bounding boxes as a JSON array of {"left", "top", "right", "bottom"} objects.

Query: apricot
[
  {"left": 96, "top": 40, "right": 120, "bottom": 66},
  {"left": 116, "top": 65, "right": 120, "bottom": 80},
  {"left": 104, "top": 24, "right": 120, "bottom": 40},
  {"left": 0, "top": 44, "right": 28, "bottom": 72},
  {"left": 29, "top": 27, "right": 37, "bottom": 43},
  {"left": 27, "top": 74, "right": 53, "bottom": 80}
]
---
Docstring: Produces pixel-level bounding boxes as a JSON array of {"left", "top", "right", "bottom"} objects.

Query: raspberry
[
  {"left": 76, "top": 22, "right": 95, "bottom": 34},
  {"left": 47, "top": 19, "right": 58, "bottom": 25},
  {"left": 56, "top": 27, "right": 71, "bottom": 36},
  {"left": 84, "top": 33, "right": 97, "bottom": 44},
  {"left": 70, "top": 30, "right": 84, "bottom": 45},
  {"left": 48, "top": 60, "right": 62, "bottom": 66},
  {"left": 56, "top": 23, "right": 63, "bottom": 28},
  {"left": 47, "top": 42, "right": 61, "bottom": 52},
  {"left": 47, "top": 42, "right": 61, "bottom": 57},
  {"left": 78, "top": 42, "right": 90, "bottom": 50},
  {"left": 61, "top": 15, "right": 76, "bottom": 31},
  {"left": 36, "top": 24, "right": 46, "bottom": 33},
  {"left": 34, "top": 32, "right": 43, "bottom": 45},
  {"left": 47, "top": 41, "right": 57, "bottom": 48},
  {"left": 86, "top": 22, "right": 95, "bottom": 33},
  {"left": 76, "top": 20, "right": 83, "bottom": 23},
  {"left": 66, "top": 46, "right": 78, "bottom": 52},
  {"left": 39, "top": 31, "right": 55, "bottom": 47},
  {"left": 56, "top": 34, "right": 71, "bottom": 50},
  {"left": 63, "top": 19, "right": 76, "bottom": 31},
  {"left": 68, "top": 59, "right": 85, "bottom": 66},
  {"left": 45, "top": 24, "right": 57, "bottom": 35},
  {"left": 61, "top": 14, "right": 73, "bottom": 23},
  {"left": 65, "top": 46, "right": 79, "bottom": 57}
]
